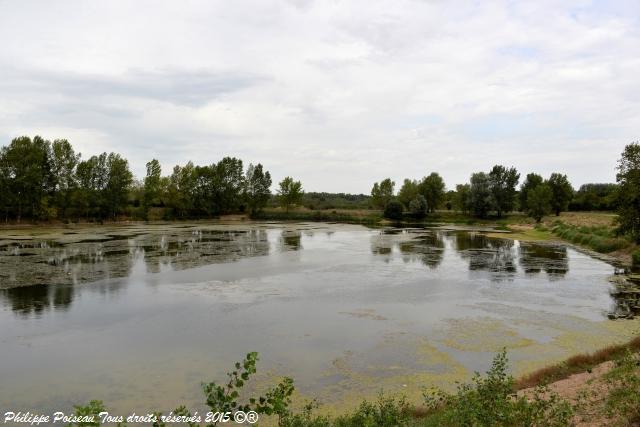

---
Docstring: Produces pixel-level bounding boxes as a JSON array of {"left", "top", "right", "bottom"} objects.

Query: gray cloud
[{"left": 0, "top": 0, "right": 639, "bottom": 192}]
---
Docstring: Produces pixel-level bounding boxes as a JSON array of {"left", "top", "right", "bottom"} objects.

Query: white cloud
[{"left": 0, "top": 0, "right": 638, "bottom": 192}]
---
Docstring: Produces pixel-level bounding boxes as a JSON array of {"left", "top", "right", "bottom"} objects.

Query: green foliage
[
  {"left": 383, "top": 199, "right": 404, "bottom": 220},
  {"left": 278, "top": 176, "right": 304, "bottom": 212},
  {"left": 0, "top": 136, "right": 55, "bottom": 221},
  {"left": 68, "top": 400, "right": 106, "bottom": 426},
  {"left": 488, "top": 165, "right": 519, "bottom": 218},
  {"left": 299, "top": 192, "right": 370, "bottom": 210},
  {"left": 280, "top": 395, "right": 410, "bottom": 427},
  {"left": 253, "top": 377, "right": 295, "bottom": 423},
  {"left": 397, "top": 179, "right": 420, "bottom": 208},
  {"left": 526, "top": 184, "right": 552, "bottom": 222},
  {"left": 422, "top": 350, "right": 573, "bottom": 426},
  {"left": 201, "top": 352, "right": 295, "bottom": 426},
  {"left": 603, "top": 350, "right": 640, "bottom": 424},
  {"left": 519, "top": 173, "right": 543, "bottom": 212},
  {"left": 547, "top": 173, "right": 573, "bottom": 216},
  {"left": 371, "top": 178, "right": 395, "bottom": 209},
  {"left": 569, "top": 183, "right": 618, "bottom": 211},
  {"left": 469, "top": 172, "right": 493, "bottom": 218},
  {"left": 408, "top": 195, "right": 428, "bottom": 218},
  {"left": 454, "top": 184, "right": 470, "bottom": 214},
  {"left": 615, "top": 142, "right": 640, "bottom": 242},
  {"left": 252, "top": 209, "right": 381, "bottom": 224},
  {"left": 143, "top": 159, "right": 163, "bottom": 214},
  {"left": 419, "top": 172, "right": 445, "bottom": 213},
  {"left": 551, "top": 222, "right": 630, "bottom": 253},
  {"left": 244, "top": 163, "right": 272, "bottom": 214},
  {"left": 633, "top": 250, "right": 640, "bottom": 269},
  {"left": 0, "top": 137, "right": 274, "bottom": 222},
  {"left": 203, "top": 351, "right": 259, "bottom": 415}
]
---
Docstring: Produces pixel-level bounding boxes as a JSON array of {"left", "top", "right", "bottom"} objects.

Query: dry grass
[
  {"left": 547, "top": 211, "right": 618, "bottom": 228},
  {"left": 515, "top": 336, "right": 640, "bottom": 389}
]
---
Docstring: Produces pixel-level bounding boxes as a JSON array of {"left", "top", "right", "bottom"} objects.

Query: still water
[{"left": 0, "top": 222, "right": 634, "bottom": 414}]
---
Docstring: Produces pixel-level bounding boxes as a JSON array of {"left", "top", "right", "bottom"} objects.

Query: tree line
[
  {"left": 371, "top": 141, "right": 640, "bottom": 243},
  {"left": 1, "top": 135, "right": 638, "bottom": 244},
  {"left": 370, "top": 167, "right": 572, "bottom": 222},
  {"left": 0, "top": 136, "right": 304, "bottom": 222}
]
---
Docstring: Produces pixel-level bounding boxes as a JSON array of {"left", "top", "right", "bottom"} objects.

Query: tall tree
[
  {"left": 455, "top": 184, "right": 471, "bottom": 214},
  {"left": 546, "top": 173, "right": 573, "bottom": 216},
  {"left": 397, "top": 179, "right": 419, "bottom": 208},
  {"left": 526, "top": 184, "right": 552, "bottom": 222},
  {"left": 519, "top": 173, "right": 543, "bottom": 212},
  {"left": 278, "top": 177, "right": 303, "bottom": 212},
  {"left": 488, "top": 165, "right": 519, "bottom": 218},
  {"left": 75, "top": 153, "right": 108, "bottom": 218},
  {"left": 371, "top": 178, "right": 395, "bottom": 209},
  {"left": 166, "top": 162, "right": 197, "bottom": 218},
  {"left": 213, "top": 157, "right": 244, "bottom": 214},
  {"left": 50, "top": 139, "right": 80, "bottom": 217},
  {"left": 0, "top": 150, "right": 13, "bottom": 222},
  {"left": 143, "top": 159, "right": 163, "bottom": 215},
  {"left": 193, "top": 165, "right": 217, "bottom": 216},
  {"left": 615, "top": 142, "right": 640, "bottom": 242},
  {"left": 1, "top": 136, "right": 54, "bottom": 221},
  {"left": 469, "top": 172, "right": 493, "bottom": 218},
  {"left": 419, "top": 172, "right": 445, "bottom": 213},
  {"left": 104, "top": 153, "right": 133, "bottom": 219},
  {"left": 244, "top": 163, "right": 272, "bottom": 214}
]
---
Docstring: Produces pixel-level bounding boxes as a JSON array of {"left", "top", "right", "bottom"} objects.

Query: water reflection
[
  {"left": 518, "top": 243, "right": 568, "bottom": 279},
  {"left": 0, "top": 228, "right": 272, "bottom": 290},
  {"left": 369, "top": 230, "right": 570, "bottom": 282},
  {"left": 0, "top": 225, "right": 621, "bottom": 319},
  {"left": 398, "top": 233, "right": 445, "bottom": 269},
  {"left": 280, "top": 230, "right": 303, "bottom": 251},
  {"left": 453, "top": 232, "right": 517, "bottom": 279},
  {"left": 1, "top": 285, "right": 73, "bottom": 317}
]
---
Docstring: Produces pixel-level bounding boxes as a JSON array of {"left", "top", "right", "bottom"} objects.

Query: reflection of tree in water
[
  {"left": 370, "top": 231, "right": 396, "bottom": 260},
  {"left": 0, "top": 284, "right": 74, "bottom": 317},
  {"left": 279, "top": 230, "right": 302, "bottom": 251},
  {"left": 140, "top": 229, "right": 272, "bottom": 272},
  {"left": 398, "top": 232, "right": 445, "bottom": 269},
  {"left": 518, "top": 243, "right": 568, "bottom": 279},
  {"left": 454, "top": 232, "right": 517, "bottom": 279}
]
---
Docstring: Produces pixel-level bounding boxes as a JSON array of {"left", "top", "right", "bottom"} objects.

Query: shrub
[
  {"left": 408, "top": 195, "right": 428, "bottom": 218},
  {"left": 632, "top": 250, "right": 640, "bottom": 269},
  {"left": 603, "top": 350, "right": 640, "bottom": 424},
  {"left": 422, "top": 350, "right": 573, "bottom": 426},
  {"left": 383, "top": 200, "right": 404, "bottom": 220}
]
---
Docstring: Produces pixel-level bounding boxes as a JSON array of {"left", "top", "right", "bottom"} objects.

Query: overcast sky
[{"left": 0, "top": 0, "right": 638, "bottom": 193}]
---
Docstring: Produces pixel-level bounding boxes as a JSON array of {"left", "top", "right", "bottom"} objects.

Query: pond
[{"left": 0, "top": 222, "right": 637, "bottom": 415}]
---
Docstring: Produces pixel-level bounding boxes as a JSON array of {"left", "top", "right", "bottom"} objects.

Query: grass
[
  {"left": 67, "top": 337, "right": 640, "bottom": 427},
  {"left": 550, "top": 221, "right": 630, "bottom": 253},
  {"left": 515, "top": 335, "right": 640, "bottom": 389},
  {"left": 252, "top": 208, "right": 383, "bottom": 224}
]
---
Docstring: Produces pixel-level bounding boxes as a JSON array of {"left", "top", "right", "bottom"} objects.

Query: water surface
[{"left": 0, "top": 222, "right": 635, "bottom": 414}]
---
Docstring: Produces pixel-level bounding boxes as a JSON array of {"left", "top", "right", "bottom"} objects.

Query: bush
[
  {"left": 422, "top": 350, "right": 573, "bottom": 426},
  {"left": 408, "top": 195, "right": 428, "bottom": 218},
  {"left": 383, "top": 200, "right": 404, "bottom": 220},
  {"left": 603, "top": 350, "right": 640, "bottom": 424},
  {"left": 632, "top": 250, "right": 640, "bottom": 269}
]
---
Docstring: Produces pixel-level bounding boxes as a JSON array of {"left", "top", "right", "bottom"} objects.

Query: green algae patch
[
  {"left": 304, "top": 335, "right": 470, "bottom": 417},
  {"left": 436, "top": 317, "right": 535, "bottom": 352}
]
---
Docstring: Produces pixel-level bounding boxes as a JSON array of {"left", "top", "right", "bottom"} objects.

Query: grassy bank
[
  {"left": 252, "top": 208, "right": 383, "bottom": 224},
  {"left": 70, "top": 336, "right": 640, "bottom": 427}
]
